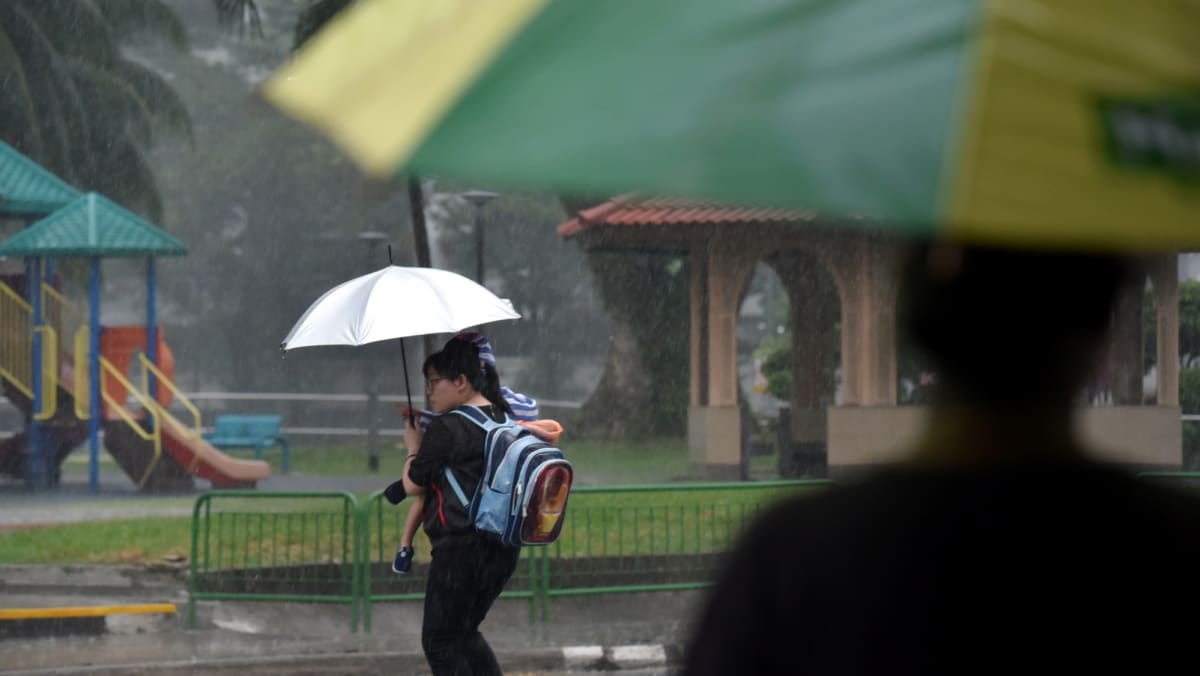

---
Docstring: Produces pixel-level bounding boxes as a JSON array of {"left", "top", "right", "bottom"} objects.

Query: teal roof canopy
[
  {"left": 0, "top": 141, "right": 81, "bottom": 216},
  {"left": 0, "top": 193, "right": 186, "bottom": 258}
]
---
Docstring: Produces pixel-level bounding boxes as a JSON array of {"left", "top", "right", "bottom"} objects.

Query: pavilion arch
[{"left": 559, "top": 197, "right": 1184, "bottom": 475}]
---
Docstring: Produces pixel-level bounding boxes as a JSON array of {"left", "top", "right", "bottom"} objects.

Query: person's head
[
  {"left": 422, "top": 333, "right": 514, "bottom": 415},
  {"left": 897, "top": 240, "right": 1136, "bottom": 410}
]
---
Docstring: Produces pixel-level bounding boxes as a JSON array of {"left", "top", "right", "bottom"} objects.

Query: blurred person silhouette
[{"left": 683, "top": 241, "right": 1200, "bottom": 675}]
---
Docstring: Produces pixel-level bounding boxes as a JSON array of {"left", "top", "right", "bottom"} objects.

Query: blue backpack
[{"left": 444, "top": 405, "right": 573, "bottom": 546}]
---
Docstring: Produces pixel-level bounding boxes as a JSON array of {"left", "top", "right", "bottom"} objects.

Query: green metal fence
[
  {"left": 1137, "top": 471, "right": 1200, "bottom": 484},
  {"left": 188, "top": 490, "right": 362, "bottom": 631},
  {"left": 528, "top": 480, "right": 828, "bottom": 621},
  {"left": 188, "top": 481, "right": 831, "bottom": 632},
  {"left": 358, "top": 490, "right": 540, "bottom": 632}
]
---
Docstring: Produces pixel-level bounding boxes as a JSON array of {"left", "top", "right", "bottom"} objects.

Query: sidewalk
[
  {"left": 0, "top": 563, "right": 694, "bottom": 674},
  {"left": 1, "top": 467, "right": 698, "bottom": 673}
]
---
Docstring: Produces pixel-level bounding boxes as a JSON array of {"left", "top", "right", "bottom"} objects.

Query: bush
[
  {"left": 1180, "top": 369, "right": 1200, "bottom": 469},
  {"left": 754, "top": 334, "right": 791, "bottom": 401}
]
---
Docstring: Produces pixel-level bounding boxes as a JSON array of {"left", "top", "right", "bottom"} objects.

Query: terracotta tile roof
[{"left": 557, "top": 194, "right": 817, "bottom": 238}]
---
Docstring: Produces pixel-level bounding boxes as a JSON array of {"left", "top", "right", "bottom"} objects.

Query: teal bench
[{"left": 203, "top": 414, "right": 290, "bottom": 473}]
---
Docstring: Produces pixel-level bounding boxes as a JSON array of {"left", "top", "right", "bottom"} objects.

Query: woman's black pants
[{"left": 422, "top": 537, "right": 521, "bottom": 675}]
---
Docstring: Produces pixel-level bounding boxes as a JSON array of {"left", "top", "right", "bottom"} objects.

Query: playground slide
[
  {"left": 98, "top": 326, "right": 268, "bottom": 490},
  {"left": 102, "top": 409, "right": 271, "bottom": 491},
  {"left": 157, "top": 411, "right": 270, "bottom": 489},
  {"left": 2, "top": 354, "right": 270, "bottom": 491}
]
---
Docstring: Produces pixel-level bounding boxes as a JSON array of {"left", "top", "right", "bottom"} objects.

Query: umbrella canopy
[
  {"left": 281, "top": 265, "right": 520, "bottom": 351},
  {"left": 263, "top": 0, "right": 1200, "bottom": 252}
]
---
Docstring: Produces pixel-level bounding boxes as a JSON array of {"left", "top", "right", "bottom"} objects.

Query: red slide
[
  {"left": 98, "top": 327, "right": 270, "bottom": 490},
  {"left": 158, "top": 412, "right": 270, "bottom": 489}
]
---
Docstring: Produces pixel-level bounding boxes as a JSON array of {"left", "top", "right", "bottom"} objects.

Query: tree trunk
[
  {"left": 572, "top": 250, "right": 689, "bottom": 439},
  {"left": 1110, "top": 279, "right": 1145, "bottom": 404}
]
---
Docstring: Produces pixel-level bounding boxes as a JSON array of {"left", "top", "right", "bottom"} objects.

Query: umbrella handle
[{"left": 400, "top": 338, "right": 414, "bottom": 427}]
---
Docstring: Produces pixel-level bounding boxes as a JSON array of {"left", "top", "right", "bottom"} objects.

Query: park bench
[{"left": 203, "top": 414, "right": 290, "bottom": 474}]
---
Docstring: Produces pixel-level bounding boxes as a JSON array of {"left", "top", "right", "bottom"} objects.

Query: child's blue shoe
[{"left": 392, "top": 545, "right": 414, "bottom": 574}]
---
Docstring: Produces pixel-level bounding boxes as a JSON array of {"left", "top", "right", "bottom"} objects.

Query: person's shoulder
[{"left": 433, "top": 406, "right": 497, "bottom": 434}]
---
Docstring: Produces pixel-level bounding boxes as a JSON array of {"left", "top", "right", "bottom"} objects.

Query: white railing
[{"left": 170, "top": 391, "right": 582, "bottom": 438}]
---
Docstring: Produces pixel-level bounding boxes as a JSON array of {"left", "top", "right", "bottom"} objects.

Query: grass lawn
[
  {"left": 272, "top": 438, "right": 780, "bottom": 484},
  {"left": 4, "top": 438, "right": 796, "bottom": 565},
  {"left": 249, "top": 437, "right": 712, "bottom": 484},
  {"left": 0, "top": 482, "right": 821, "bottom": 565}
]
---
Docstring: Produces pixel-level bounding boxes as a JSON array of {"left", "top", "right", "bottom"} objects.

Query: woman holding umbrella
[{"left": 400, "top": 333, "right": 521, "bottom": 676}]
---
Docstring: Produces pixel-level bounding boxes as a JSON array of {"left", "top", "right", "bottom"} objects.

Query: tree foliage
[
  {"left": 1144, "top": 280, "right": 1200, "bottom": 370},
  {"left": 0, "top": 0, "right": 192, "bottom": 220}
]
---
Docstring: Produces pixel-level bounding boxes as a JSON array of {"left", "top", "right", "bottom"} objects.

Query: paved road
[{"left": 1, "top": 467, "right": 699, "bottom": 674}]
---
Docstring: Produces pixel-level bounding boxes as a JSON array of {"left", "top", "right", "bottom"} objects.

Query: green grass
[
  {"left": 1, "top": 482, "right": 823, "bottom": 565},
  {"left": 8, "top": 437, "right": 794, "bottom": 565},
  {"left": 64, "top": 436, "right": 780, "bottom": 483},
  {"left": 205, "top": 437, "right": 705, "bottom": 483},
  {"left": 0, "top": 517, "right": 192, "bottom": 564}
]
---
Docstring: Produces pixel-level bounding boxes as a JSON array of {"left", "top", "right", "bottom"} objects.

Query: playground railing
[
  {"left": 188, "top": 490, "right": 362, "bottom": 632},
  {"left": 139, "top": 353, "right": 203, "bottom": 438},
  {"left": 31, "top": 325, "right": 57, "bottom": 420},
  {"left": 0, "top": 282, "right": 33, "bottom": 400},
  {"left": 72, "top": 327, "right": 89, "bottom": 419},
  {"left": 99, "top": 357, "right": 164, "bottom": 489},
  {"left": 40, "top": 283, "right": 86, "bottom": 364}
]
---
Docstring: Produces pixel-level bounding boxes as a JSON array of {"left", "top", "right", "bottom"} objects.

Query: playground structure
[{"left": 0, "top": 143, "right": 269, "bottom": 492}]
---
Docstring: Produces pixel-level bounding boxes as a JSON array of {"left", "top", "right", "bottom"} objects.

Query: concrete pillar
[
  {"left": 686, "top": 238, "right": 754, "bottom": 475},
  {"left": 832, "top": 234, "right": 900, "bottom": 406},
  {"left": 689, "top": 251, "right": 707, "bottom": 407},
  {"left": 1149, "top": 253, "right": 1179, "bottom": 407}
]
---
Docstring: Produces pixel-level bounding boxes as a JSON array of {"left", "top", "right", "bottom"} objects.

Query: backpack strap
[
  {"left": 449, "top": 404, "right": 513, "bottom": 430},
  {"left": 443, "top": 405, "right": 513, "bottom": 507},
  {"left": 443, "top": 467, "right": 470, "bottom": 507}
]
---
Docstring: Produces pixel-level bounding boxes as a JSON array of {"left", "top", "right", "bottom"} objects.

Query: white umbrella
[{"left": 281, "top": 265, "right": 521, "bottom": 418}]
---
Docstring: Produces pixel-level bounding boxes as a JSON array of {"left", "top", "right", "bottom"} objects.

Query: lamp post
[
  {"left": 359, "top": 230, "right": 389, "bottom": 472},
  {"left": 461, "top": 190, "right": 497, "bottom": 283}
]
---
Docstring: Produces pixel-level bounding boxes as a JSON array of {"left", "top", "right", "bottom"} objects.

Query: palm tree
[{"left": 0, "top": 1, "right": 192, "bottom": 220}]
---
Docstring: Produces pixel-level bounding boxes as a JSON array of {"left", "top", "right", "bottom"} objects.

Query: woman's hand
[{"left": 403, "top": 415, "right": 423, "bottom": 455}]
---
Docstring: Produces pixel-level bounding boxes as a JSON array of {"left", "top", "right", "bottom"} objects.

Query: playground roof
[
  {"left": 0, "top": 141, "right": 81, "bottom": 217},
  {"left": 0, "top": 193, "right": 186, "bottom": 257}
]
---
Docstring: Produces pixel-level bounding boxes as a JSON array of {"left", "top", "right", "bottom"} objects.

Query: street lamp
[
  {"left": 358, "top": 229, "right": 389, "bottom": 266},
  {"left": 358, "top": 229, "right": 389, "bottom": 472},
  {"left": 460, "top": 190, "right": 497, "bottom": 283}
]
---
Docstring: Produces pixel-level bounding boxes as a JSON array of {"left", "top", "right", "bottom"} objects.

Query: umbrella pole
[{"left": 400, "top": 338, "right": 415, "bottom": 426}]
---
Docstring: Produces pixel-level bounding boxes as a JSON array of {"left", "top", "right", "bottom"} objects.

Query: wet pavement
[
  {"left": 1, "top": 466, "right": 698, "bottom": 674},
  {"left": 0, "top": 563, "right": 694, "bottom": 674}
]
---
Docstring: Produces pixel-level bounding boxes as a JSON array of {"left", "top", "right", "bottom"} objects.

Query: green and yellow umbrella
[{"left": 262, "top": 0, "right": 1200, "bottom": 251}]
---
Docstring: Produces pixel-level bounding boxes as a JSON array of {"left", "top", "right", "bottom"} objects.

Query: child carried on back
[{"left": 382, "top": 332, "right": 562, "bottom": 573}]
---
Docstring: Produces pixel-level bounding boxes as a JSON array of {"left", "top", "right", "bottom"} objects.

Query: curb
[
  {"left": 565, "top": 643, "right": 684, "bottom": 671},
  {"left": 0, "top": 603, "right": 177, "bottom": 640},
  {"left": 2, "top": 644, "right": 685, "bottom": 674}
]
